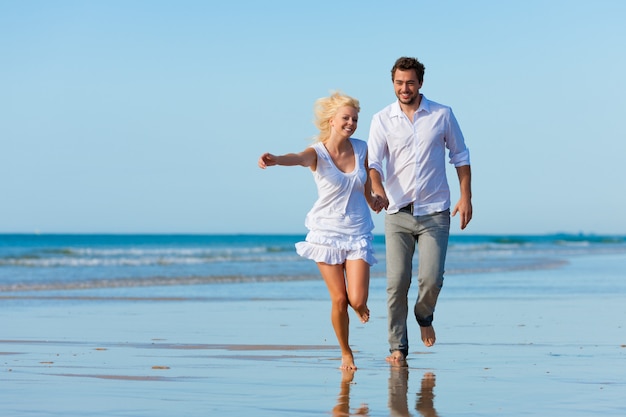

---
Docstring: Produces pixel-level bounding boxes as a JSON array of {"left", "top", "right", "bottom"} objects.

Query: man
[{"left": 368, "top": 56, "right": 472, "bottom": 364}]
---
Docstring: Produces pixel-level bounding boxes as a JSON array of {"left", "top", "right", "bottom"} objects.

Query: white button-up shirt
[{"left": 368, "top": 95, "right": 470, "bottom": 215}]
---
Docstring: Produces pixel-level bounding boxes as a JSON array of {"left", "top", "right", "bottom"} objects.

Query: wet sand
[{"left": 2, "top": 254, "right": 626, "bottom": 416}]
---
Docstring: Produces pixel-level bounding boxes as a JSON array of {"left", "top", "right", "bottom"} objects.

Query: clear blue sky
[{"left": 1, "top": 1, "right": 625, "bottom": 235}]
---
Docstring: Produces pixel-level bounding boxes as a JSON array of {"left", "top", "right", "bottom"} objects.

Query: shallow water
[{"left": 2, "top": 253, "right": 625, "bottom": 416}]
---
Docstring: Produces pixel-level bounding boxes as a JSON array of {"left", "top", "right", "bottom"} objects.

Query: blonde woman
[{"left": 258, "top": 92, "right": 383, "bottom": 370}]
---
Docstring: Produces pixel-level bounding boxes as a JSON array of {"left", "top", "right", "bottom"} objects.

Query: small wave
[
  {"left": 491, "top": 237, "right": 529, "bottom": 245},
  {"left": 43, "top": 248, "right": 79, "bottom": 256},
  {"left": 554, "top": 240, "right": 590, "bottom": 247},
  {"left": 0, "top": 249, "right": 318, "bottom": 268},
  {"left": 0, "top": 253, "right": 301, "bottom": 268},
  {"left": 1, "top": 245, "right": 294, "bottom": 263}
]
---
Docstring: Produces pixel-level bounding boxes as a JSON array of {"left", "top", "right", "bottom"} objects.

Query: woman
[{"left": 258, "top": 92, "right": 382, "bottom": 370}]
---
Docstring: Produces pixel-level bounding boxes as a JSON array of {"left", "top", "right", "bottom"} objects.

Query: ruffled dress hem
[{"left": 295, "top": 231, "right": 377, "bottom": 266}]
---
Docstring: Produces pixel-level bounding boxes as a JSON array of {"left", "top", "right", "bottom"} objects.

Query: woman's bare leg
[
  {"left": 317, "top": 262, "right": 355, "bottom": 370},
  {"left": 344, "top": 259, "right": 370, "bottom": 323}
]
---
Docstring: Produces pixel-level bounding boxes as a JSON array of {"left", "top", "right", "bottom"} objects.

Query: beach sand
[{"left": 2, "top": 254, "right": 626, "bottom": 416}]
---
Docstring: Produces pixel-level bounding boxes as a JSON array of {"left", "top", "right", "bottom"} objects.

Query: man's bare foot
[
  {"left": 420, "top": 325, "right": 436, "bottom": 347},
  {"left": 385, "top": 350, "right": 407, "bottom": 366},
  {"left": 340, "top": 353, "right": 357, "bottom": 370}
]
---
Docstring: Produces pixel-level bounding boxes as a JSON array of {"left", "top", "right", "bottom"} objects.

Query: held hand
[
  {"left": 369, "top": 193, "right": 389, "bottom": 213},
  {"left": 376, "top": 198, "right": 386, "bottom": 213},
  {"left": 452, "top": 197, "right": 473, "bottom": 230},
  {"left": 258, "top": 152, "right": 278, "bottom": 169},
  {"left": 367, "top": 195, "right": 380, "bottom": 213}
]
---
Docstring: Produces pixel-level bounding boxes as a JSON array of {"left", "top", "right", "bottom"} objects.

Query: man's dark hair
[{"left": 391, "top": 57, "right": 425, "bottom": 83}]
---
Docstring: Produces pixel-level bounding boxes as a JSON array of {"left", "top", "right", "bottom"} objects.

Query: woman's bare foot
[
  {"left": 340, "top": 353, "right": 357, "bottom": 370},
  {"left": 385, "top": 350, "right": 407, "bottom": 366},
  {"left": 355, "top": 305, "right": 370, "bottom": 323},
  {"left": 420, "top": 325, "right": 436, "bottom": 347}
]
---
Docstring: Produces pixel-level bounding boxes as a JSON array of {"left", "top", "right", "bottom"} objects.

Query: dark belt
[{"left": 398, "top": 203, "right": 414, "bottom": 215}]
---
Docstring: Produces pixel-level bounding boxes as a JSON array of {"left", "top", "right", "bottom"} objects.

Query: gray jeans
[{"left": 385, "top": 209, "right": 450, "bottom": 356}]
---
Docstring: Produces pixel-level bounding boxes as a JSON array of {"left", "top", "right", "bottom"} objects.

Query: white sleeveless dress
[{"left": 295, "top": 138, "right": 377, "bottom": 265}]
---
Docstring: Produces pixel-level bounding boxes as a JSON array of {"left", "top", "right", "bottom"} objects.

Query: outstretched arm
[
  {"left": 451, "top": 164, "right": 472, "bottom": 230},
  {"left": 258, "top": 147, "right": 317, "bottom": 170}
]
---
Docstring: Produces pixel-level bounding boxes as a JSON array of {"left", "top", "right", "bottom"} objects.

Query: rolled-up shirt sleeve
[
  {"left": 446, "top": 109, "right": 471, "bottom": 167},
  {"left": 367, "top": 116, "right": 388, "bottom": 181}
]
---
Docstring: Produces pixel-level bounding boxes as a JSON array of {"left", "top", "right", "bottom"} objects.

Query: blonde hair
[{"left": 313, "top": 91, "right": 360, "bottom": 143}]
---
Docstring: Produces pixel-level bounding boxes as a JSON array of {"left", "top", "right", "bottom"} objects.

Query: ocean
[{"left": 2, "top": 233, "right": 626, "bottom": 296}]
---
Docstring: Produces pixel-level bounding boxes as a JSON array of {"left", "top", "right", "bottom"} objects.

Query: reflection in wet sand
[
  {"left": 332, "top": 369, "right": 369, "bottom": 416},
  {"left": 388, "top": 367, "right": 438, "bottom": 417},
  {"left": 415, "top": 372, "right": 438, "bottom": 417},
  {"left": 388, "top": 366, "right": 411, "bottom": 416}
]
